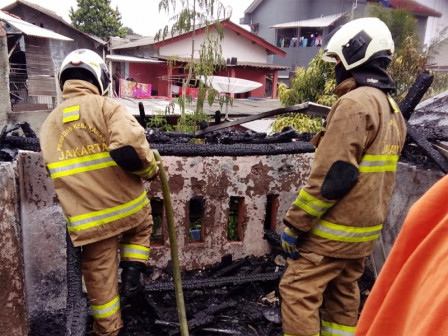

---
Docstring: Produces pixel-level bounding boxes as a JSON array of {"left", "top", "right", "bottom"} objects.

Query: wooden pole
[{"left": 153, "top": 150, "right": 189, "bottom": 335}]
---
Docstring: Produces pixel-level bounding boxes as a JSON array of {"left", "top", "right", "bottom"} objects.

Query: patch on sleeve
[
  {"left": 63, "top": 105, "right": 80, "bottom": 123},
  {"left": 321, "top": 161, "right": 359, "bottom": 200}
]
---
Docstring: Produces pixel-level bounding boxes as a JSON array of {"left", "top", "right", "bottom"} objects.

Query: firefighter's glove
[{"left": 281, "top": 227, "right": 300, "bottom": 260}]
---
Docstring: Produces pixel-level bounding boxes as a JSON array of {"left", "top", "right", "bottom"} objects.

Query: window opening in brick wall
[
  {"left": 189, "top": 196, "right": 205, "bottom": 242},
  {"left": 150, "top": 198, "right": 164, "bottom": 246},
  {"left": 228, "top": 197, "right": 244, "bottom": 242},
  {"left": 264, "top": 194, "right": 279, "bottom": 230}
]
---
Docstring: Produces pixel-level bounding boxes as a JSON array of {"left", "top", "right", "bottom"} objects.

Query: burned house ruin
[{"left": 1, "top": 76, "right": 448, "bottom": 334}]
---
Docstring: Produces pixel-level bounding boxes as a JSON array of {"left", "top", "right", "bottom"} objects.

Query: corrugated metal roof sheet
[
  {"left": 271, "top": 13, "right": 346, "bottom": 29},
  {"left": 241, "top": 119, "right": 274, "bottom": 134},
  {"left": 0, "top": 10, "right": 72, "bottom": 41},
  {"left": 2, "top": 1, "right": 106, "bottom": 45},
  {"left": 111, "top": 36, "right": 155, "bottom": 50},
  {"left": 106, "top": 54, "right": 163, "bottom": 63}
]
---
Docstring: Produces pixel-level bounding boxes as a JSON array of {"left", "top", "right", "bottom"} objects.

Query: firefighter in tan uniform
[
  {"left": 40, "top": 49, "right": 159, "bottom": 336},
  {"left": 279, "top": 18, "right": 407, "bottom": 336}
]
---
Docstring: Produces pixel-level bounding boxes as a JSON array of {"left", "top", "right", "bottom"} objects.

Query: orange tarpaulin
[{"left": 355, "top": 175, "right": 448, "bottom": 336}]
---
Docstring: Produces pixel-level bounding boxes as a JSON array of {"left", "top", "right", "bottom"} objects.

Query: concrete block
[
  {"left": 0, "top": 162, "right": 28, "bottom": 335},
  {"left": 17, "top": 152, "right": 67, "bottom": 317}
]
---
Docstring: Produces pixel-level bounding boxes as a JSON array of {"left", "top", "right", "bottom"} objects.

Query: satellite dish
[
  {"left": 201, "top": 76, "right": 262, "bottom": 94},
  {"left": 201, "top": 76, "right": 263, "bottom": 120}
]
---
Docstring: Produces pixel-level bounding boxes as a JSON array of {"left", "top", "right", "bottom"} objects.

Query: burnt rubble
[
  {"left": 28, "top": 241, "right": 374, "bottom": 336},
  {"left": 147, "top": 126, "right": 315, "bottom": 157},
  {"left": 0, "top": 122, "right": 40, "bottom": 161}
]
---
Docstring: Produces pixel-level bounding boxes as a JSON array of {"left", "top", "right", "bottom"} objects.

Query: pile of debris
[
  {"left": 28, "top": 239, "right": 374, "bottom": 336},
  {"left": 0, "top": 122, "right": 40, "bottom": 161}
]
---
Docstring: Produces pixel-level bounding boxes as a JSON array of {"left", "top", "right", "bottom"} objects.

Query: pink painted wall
[{"left": 129, "top": 63, "right": 170, "bottom": 97}]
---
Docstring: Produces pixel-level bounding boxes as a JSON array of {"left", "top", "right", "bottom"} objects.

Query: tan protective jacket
[
  {"left": 285, "top": 78, "right": 407, "bottom": 259},
  {"left": 40, "top": 80, "right": 158, "bottom": 247}
]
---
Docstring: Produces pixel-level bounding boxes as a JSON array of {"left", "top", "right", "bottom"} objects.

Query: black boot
[{"left": 120, "top": 261, "right": 145, "bottom": 300}]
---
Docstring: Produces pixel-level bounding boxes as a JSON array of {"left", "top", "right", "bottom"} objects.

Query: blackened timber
[
  {"left": 413, "top": 126, "right": 448, "bottom": 141},
  {"left": 152, "top": 141, "right": 314, "bottom": 157},
  {"left": 145, "top": 272, "right": 282, "bottom": 292},
  {"left": 405, "top": 120, "right": 448, "bottom": 173},
  {"left": 213, "top": 258, "right": 248, "bottom": 278},
  {"left": 396, "top": 70, "right": 448, "bottom": 172},
  {"left": 194, "top": 102, "right": 330, "bottom": 136},
  {"left": 399, "top": 70, "right": 434, "bottom": 120},
  {"left": 187, "top": 301, "right": 237, "bottom": 331}
]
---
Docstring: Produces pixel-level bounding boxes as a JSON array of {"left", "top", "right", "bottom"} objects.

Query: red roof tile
[{"left": 390, "top": 0, "right": 442, "bottom": 18}]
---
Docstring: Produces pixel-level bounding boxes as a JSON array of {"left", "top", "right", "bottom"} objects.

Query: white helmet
[
  {"left": 322, "top": 17, "right": 394, "bottom": 70},
  {"left": 59, "top": 49, "right": 110, "bottom": 95}
]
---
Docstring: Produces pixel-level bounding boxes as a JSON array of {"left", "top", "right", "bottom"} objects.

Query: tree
[
  {"left": 278, "top": 49, "right": 337, "bottom": 107},
  {"left": 274, "top": 5, "right": 448, "bottom": 135},
  {"left": 368, "top": 4, "right": 419, "bottom": 51},
  {"left": 156, "top": 0, "right": 230, "bottom": 132},
  {"left": 70, "top": 0, "right": 127, "bottom": 40},
  {"left": 122, "top": 26, "right": 140, "bottom": 36}
]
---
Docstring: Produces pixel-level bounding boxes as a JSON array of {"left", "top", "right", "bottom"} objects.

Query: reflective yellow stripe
[
  {"left": 63, "top": 105, "right": 80, "bottom": 123},
  {"left": 133, "top": 156, "right": 158, "bottom": 179},
  {"left": 311, "top": 219, "right": 382, "bottom": 242},
  {"left": 91, "top": 295, "right": 120, "bottom": 319},
  {"left": 359, "top": 154, "right": 399, "bottom": 173},
  {"left": 321, "top": 320, "right": 356, "bottom": 336},
  {"left": 120, "top": 244, "right": 150, "bottom": 260},
  {"left": 387, "top": 94, "right": 400, "bottom": 114},
  {"left": 294, "top": 189, "right": 334, "bottom": 217},
  {"left": 47, "top": 152, "right": 117, "bottom": 178},
  {"left": 67, "top": 191, "right": 149, "bottom": 232}
]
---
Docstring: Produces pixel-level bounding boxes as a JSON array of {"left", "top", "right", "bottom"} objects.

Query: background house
[
  {"left": 2, "top": 0, "right": 106, "bottom": 61},
  {"left": 1, "top": 0, "right": 107, "bottom": 108},
  {"left": 240, "top": 0, "right": 441, "bottom": 84},
  {"left": 0, "top": 0, "right": 107, "bottom": 129},
  {"left": 109, "top": 19, "right": 287, "bottom": 100},
  {"left": 0, "top": 9, "right": 72, "bottom": 115}
]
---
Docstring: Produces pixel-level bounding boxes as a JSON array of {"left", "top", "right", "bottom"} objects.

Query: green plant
[
  {"left": 189, "top": 218, "right": 202, "bottom": 230},
  {"left": 146, "top": 112, "right": 175, "bottom": 132},
  {"left": 271, "top": 113, "right": 323, "bottom": 134},
  {"left": 368, "top": 4, "right": 419, "bottom": 51},
  {"left": 156, "top": 0, "right": 229, "bottom": 131},
  {"left": 278, "top": 49, "right": 337, "bottom": 107},
  {"left": 227, "top": 211, "right": 239, "bottom": 241},
  {"left": 175, "top": 112, "right": 211, "bottom": 133}
]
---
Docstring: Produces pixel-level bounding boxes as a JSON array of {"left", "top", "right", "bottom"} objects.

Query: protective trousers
[
  {"left": 279, "top": 252, "right": 365, "bottom": 336},
  {"left": 81, "top": 216, "right": 153, "bottom": 336}
]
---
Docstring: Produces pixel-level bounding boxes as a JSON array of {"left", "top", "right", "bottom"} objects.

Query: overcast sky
[
  {"left": 0, "top": 0, "right": 446, "bottom": 44},
  {"left": 0, "top": 0, "right": 253, "bottom": 36}
]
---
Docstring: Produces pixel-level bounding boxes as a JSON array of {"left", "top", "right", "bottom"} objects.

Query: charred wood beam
[
  {"left": 138, "top": 102, "right": 147, "bottom": 128},
  {"left": 399, "top": 70, "right": 434, "bottom": 121},
  {"left": 187, "top": 301, "right": 237, "bottom": 332},
  {"left": 145, "top": 272, "right": 282, "bottom": 292},
  {"left": 412, "top": 126, "right": 448, "bottom": 141},
  {"left": 155, "top": 320, "right": 242, "bottom": 335},
  {"left": 213, "top": 258, "right": 248, "bottom": 278},
  {"left": 194, "top": 102, "right": 330, "bottom": 136},
  {"left": 397, "top": 70, "right": 448, "bottom": 173},
  {"left": 405, "top": 121, "right": 448, "bottom": 173},
  {"left": 151, "top": 141, "right": 314, "bottom": 157}
]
